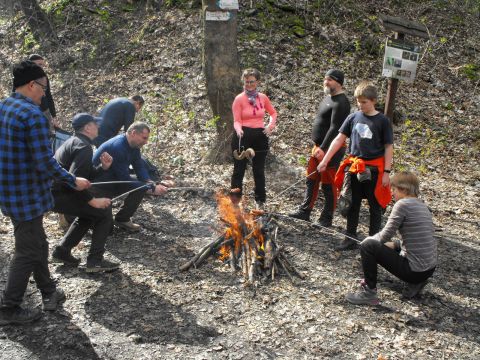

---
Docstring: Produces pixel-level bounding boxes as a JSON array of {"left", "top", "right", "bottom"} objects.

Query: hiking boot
[
  {"left": 402, "top": 280, "right": 428, "bottom": 299},
  {"left": 317, "top": 218, "right": 333, "bottom": 227},
  {"left": 42, "top": 288, "right": 66, "bottom": 311},
  {"left": 52, "top": 246, "right": 81, "bottom": 266},
  {"left": 345, "top": 283, "right": 379, "bottom": 305},
  {"left": 86, "top": 259, "right": 120, "bottom": 273},
  {"left": 335, "top": 235, "right": 359, "bottom": 251},
  {"left": 0, "top": 306, "right": 42, "bottom": 326},
  {"left": 288, "top": 208, "right": 311, "bottom": 222},
  {"left": 114, "top": 220, "right": 141, "bottom": 232}
]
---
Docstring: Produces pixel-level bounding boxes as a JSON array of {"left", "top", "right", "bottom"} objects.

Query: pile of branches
[{"left": 180, "top": 208, "right": 304, "bottom": 283}]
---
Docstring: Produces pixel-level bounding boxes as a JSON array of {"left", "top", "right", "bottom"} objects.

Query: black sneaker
[
  {"left": 288, "top": 209, "right": 311, "bottom": 222},
  {"left": 402, "top": 280, "right": 428, "bottom": 299},
  {"left": 86, "top": 259, "right": 120, "bottom": 273},
  {"left": 0, "top": 306, "right": 42, "bottom": 326},
  {"left": 42, "top": 288, "right": 66, "bottom": 311},
  {"left": 52, "top": 246, "right": 81, "bottom": 266}
]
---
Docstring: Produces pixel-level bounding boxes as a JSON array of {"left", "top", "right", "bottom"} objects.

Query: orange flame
[{"left": 215, "top": 192, "right": 265, "bottom": 260}]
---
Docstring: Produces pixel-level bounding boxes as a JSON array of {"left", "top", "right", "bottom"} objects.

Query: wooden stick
[
  {"left": 179, "top": 235, "right": 225, "bottom": 271},
  {"left": 229, "top": 242, "right": 237, "bottom": 271},
  {"left": 277, "top": 257, "right": 295, "bottom": 282},
  {"left": 264, "top": 235, "right": 273, "bottom": 269},
  {"left": 242, "top": 242, "right": 248, "bottom": 280},
  {"left": 248, "top": 245, "right": 257, "bottom": 282},
  {"left": 279, "top": 252, "right": 305, "bottom": 280}
]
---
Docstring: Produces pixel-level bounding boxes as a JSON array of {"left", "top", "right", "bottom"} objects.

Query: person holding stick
[
  {"left": 92, "top": 122, "right": 167, "bottom": 232},
  {"left": 230, "top": 68, "right": 277, "bottom": 210},
  {"left": 0, "top": 61, "right": 90, "bottom": 325},
  {"left": 318, "top": 81, "right": 393, "bottom": 250},
  {"left": 51, "top": 113, "right": 120, "bottom": 273},
  {"left": 288, "top": 69, "right": 350, "bottom": 225},
  {"left": 345, "top": 171, "right": 437, "bottom": 305}
]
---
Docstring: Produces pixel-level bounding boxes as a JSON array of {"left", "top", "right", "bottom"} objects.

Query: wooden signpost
[{"left": 379, "top": 15, "right": 428, "bottom": 122}]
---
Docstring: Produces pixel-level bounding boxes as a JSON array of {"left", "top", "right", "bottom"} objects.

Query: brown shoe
[{"left": 114, "top": 220, "right": 141, "bottom": 232}]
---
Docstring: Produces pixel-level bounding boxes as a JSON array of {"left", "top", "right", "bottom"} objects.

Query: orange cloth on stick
[{"left": 334, "top": 155, "right": 392, "bottom": 208}]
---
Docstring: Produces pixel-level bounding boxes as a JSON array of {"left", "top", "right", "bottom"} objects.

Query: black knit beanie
[
  {"left": 13, "top": 60, "right": 46, "bottom": 88},
  {"left": 325, "top": 69, "right": 344, "bottom": 86}
]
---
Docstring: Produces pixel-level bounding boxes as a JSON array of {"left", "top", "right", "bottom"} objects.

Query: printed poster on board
[{"left": 382, "top": 38, "right": 421, "bottom": 83}]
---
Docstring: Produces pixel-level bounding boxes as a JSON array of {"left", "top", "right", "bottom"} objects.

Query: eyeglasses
[
  {"left": 244, "top": 80, "right": 257, "bottom": 85},
  {"left": 33, "top": 80, "right": 47, "bottom": 92}
]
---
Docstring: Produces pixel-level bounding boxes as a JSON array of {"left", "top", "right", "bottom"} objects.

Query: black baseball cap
[{"left": 72, "top": 113, "right": 102, "bottom": 130}]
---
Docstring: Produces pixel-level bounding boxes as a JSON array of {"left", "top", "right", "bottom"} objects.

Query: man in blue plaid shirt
[{"left": 0, "top": 61, "right": 90, "bottom": 326}]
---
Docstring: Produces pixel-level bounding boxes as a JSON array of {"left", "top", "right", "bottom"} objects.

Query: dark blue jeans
[
  {"left": 361, "top": 238, "right": 435, "bottom": 289},
  {"left": 1, "top": 216, "right": 56, "bottom": 307}
]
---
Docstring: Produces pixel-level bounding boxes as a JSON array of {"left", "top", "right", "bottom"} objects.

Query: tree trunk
[
  {"left": 202, "top": 0, "right": 241, "bottom": 163},
  {"left": 19, "top": 0, "right": 57, "bottom": 45}
]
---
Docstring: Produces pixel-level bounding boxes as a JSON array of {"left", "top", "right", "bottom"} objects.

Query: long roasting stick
[
  {"left": 111, "top": 184, "right": 151, "bottom": 202},
  {"left": 91, "top": 181, "right": 143, "bottom": 185}
]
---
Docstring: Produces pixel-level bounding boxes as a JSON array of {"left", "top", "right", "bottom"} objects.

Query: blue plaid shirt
[{"left": 0, "top": 92, "right": 76, "bottom": 221}]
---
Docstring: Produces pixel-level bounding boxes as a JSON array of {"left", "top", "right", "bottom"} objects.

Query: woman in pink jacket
[{"left": 230, "top": 68, "right": 277, "bottom": 209}]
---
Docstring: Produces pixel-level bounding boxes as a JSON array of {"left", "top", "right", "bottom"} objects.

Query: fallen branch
[{"left": 179, "top": 235, "right": 225, "bottom": 271}]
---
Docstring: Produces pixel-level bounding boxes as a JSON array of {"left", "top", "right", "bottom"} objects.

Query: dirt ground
[
  {"left": 1, "top": 1, "right": 479, "bottom": 358},
  {"left": 1, "top": 160, "right": 479, "bottom": 359}
]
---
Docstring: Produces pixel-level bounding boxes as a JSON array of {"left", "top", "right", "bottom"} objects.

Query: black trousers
[
  {"left": 52, "top": 191, "right": 113, "bottom": 265},
  {"left": 231, "top": 128, "right": 269, "bottom": 203},
  {"left": 361, "top": 238, "right": 435, "bottom": 289},
  {"left": 1, "top": 216, "right": 56, "bottom": 307},
  {"left": 346, "top": 170, "right": 382, "bottom": 236},
  {"left": 95, "top": 183, "right": 147, "bottom": 222}
]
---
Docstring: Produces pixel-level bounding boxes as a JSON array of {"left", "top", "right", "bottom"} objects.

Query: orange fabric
[
  {"left": 334, "top": 155, "right": 392, "bottom": 208},
  {"left": 306, "top": 146, "right": 337, "bottom": 184},
  {"left": 306, "top": 146, "right": 338, "bottom": 209}
]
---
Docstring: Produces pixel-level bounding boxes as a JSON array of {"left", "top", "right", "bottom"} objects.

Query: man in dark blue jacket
[
  {"left": 93, "top": 122, "right": 167, "bottom": 232},
  {"left": 94, "top": 96, "right": 144, "bottom": 147}
]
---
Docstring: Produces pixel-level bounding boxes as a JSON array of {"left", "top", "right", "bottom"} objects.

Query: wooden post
[
  {"left": 384, "top": 32, "right": 404, "bottom": 122},
  {"left": 379, "top": 15, "right": 428, "bottom": 123}
]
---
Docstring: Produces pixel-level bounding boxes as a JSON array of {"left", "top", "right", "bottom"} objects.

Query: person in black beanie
[
  {"left": 1, "top": 61, "right": 90, "bottom": 325},
  {"left": 289, "top": 69, "right": 350, "bottom": 226},
  {"left": 11, "top": 54, "right": 58, "bottom": 136}
]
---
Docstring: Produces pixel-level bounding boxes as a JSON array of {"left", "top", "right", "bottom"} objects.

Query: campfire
[{"left": 180, "top": 191, "right": 304, "bottom": 283}]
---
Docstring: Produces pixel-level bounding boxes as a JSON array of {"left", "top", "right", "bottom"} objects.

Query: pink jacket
[{"left": 232, "top": 92, "right": 277, "bottom": 134}]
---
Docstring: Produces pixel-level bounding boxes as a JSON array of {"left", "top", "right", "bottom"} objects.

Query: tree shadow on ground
[{"left": 83, "top": 271, "right": 219, "bottom": 345}]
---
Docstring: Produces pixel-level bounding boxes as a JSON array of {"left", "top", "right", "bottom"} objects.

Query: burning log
[{"left": 179, "top": 192, "right": 305, "bottom": 283}]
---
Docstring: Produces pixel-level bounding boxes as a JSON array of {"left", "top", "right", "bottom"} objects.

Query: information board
[
  {"left": 217, "top": 0, "right": 239, "bottom": 10},
  {"left": 382, "top": 38, "right": 420, "bottom": 83},
  {"left": 205, "top": 11, "right": 231, "bottom": 21}
]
